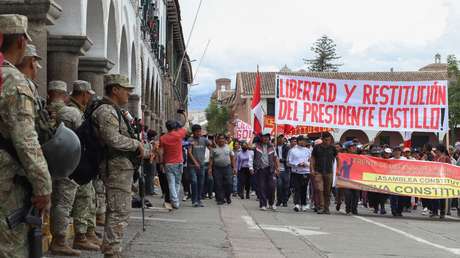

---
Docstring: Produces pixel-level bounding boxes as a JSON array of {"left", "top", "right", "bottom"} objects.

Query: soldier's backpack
[{"left": 70, "top": 98, "right": 108, "bottom": 185}]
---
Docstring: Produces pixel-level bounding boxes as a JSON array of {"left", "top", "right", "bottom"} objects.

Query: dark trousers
[
  {"left": 292, "top": 173, "right": 309, "bottom": 206},
  {"left": 336, "top": 188, "right": 345, "bottom": 207},
  {"left": 390, "top": 195, "right": 404, "bottom": 215},
  {"left": 345, "top": 189, "right": 360, "bottom": 213},
  {"left": 190, "top": 165, "right": 206, "bottom": 204},
  {"left": 158, "top": 170, "right": 170, "bottom": 203},
  {"left": 368, "top": 192, "right": 387, "bottom": 211},
  {"left": 313, "top": 173, "right": 333, "bottom": 211},
  {"left": 256, "top": 167, "right": 276, "bottom": 208},
  {"left": 213, "top": 165, "right": 233, "bottom": 203},
  {"left": 276, "top": 171, "right": 291, "bottom": 205},
  {"left": 202, "top": 163, "right": 214, "bottom": 198},
  {"left": 432, "top": 199, "right": 447, "bottom": 215},
  {"left": 144, "top": 161, "right": 154, "bottom": 195},
  {"left": 238, "top": 167, "right": 251, "bottom": 198},
  {"left": 182, "top": 166, "right": 191, "bottom": 197}
]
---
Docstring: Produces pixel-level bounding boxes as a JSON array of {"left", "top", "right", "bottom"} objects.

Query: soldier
[
  {"left": 0, "top": 14, "right": 52, "bottom": 258},
  {"left": 57, "top": 80, "right": 101, "bottom": 251},
  {"left": 93, "top": 74, "right": 143, "bottom": 258},
  {"left": 47, "top": 80, "right": 82, "bottom": 256}
]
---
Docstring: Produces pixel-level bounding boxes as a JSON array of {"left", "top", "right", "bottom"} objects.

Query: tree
[
  {"left": 447, "top": 54, "right": 460, "bottom": 141},
  {"left": 304, "top": 35, "right": 342, "bottom": 72},
  {"left": 205, "top": 101, "right": 229, "bottom": 134}
]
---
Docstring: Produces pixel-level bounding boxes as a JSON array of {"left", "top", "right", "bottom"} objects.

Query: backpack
[{"left": 69, "top": 99, "right": 109, "bottom": 185}]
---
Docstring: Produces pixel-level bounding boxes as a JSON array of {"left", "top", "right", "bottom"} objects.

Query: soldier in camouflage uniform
[
  {"left": 47, "top": 80, "right": 82, "bottom": 256},
  {"left": 0, "top": 15, "right": 52, "bottom": 258},
  {"left": 63, "top": 80, "right": 102, "bottom": 251},
  {"left": 93, "top": 74, "right": 143, "bottom": 258},
  {"left": 94, "top": 177, "right": 107, "bottom": 226}
]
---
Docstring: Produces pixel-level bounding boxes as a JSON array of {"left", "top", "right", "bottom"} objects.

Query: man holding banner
[{"left": 311, "top": 133, "right": 338, "bottom": 214}]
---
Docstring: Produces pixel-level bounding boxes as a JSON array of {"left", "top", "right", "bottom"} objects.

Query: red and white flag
[
  {"left": 251, "top": 68, "right": 264, "bottom": 135},
  {"left": 403, "top": 131, "right": 412, "bottom": 148}
]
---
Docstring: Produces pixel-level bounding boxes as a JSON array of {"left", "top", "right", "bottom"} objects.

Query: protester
[
  {"left": 253, "top": 133, "right": 280, "bottom": 211},
  {"left": 311, "top": 133, "right": 337, "bottom": 214},
  {"left": 276, "top": 135, "right": 291, "bottom": 207},
  {"left": 389, "top": 146, "right": 406, "bottom": 217},
  {"left": 187, "top": 124, "right": 210, "bottom": 207},
  {"left": 343, "top": 141, "right": 360, "bottom": 215},
  {"left": 432, "top": 144, "right": 450, "bottom": 219},
  {"left": 287, "top": 135, "right": 311, "bottom": 212},
  {"left": 232, "top": 140, "right": 242, "bottom": 197},
  {"left": 160, "top": 119, "right": 187, "bottom": 209},
  {"left": 236, "top": 141, "right": 254, "bottom": 199},
  {"left": 209, "top": 134, "right": 236, "bottom": 205}
]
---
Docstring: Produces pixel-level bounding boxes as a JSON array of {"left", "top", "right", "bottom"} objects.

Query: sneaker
[
  {"left": 164, "top": 202, "right": 173, "bottom": 211},
  {"left": 301, "top": 205, "right": 308, "bottom": 212},
  {"left": 422, "top": 207, "right": 428, "bottom": 215},
  {"left": 182, "top": 196, "right": 187, "bottom": 202},
  {"left": 226, "top": 199, "right": 232, "bottom": 204},
  {"left": 217, "top": 201, "right": 225, "bottom": 205},
  {"left": 294, "top": 205, "right": 300, "bottom": 212},
  {"left": 271, "top": 205, "right": 277, "bottom": 211},
  {"left": 193, "top": 203, "right": 199, "bottom": 208},
  {"left": 260, "top": 206, "right": 267, "bottom": 211}
]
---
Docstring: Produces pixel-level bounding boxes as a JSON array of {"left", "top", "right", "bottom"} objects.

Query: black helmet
[{"left": 42, "top": 123, "right": 81, "bottom": 178}]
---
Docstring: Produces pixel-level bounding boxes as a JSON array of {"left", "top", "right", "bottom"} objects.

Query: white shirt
[{"left": 287, "top": 145, "right": 311, "bottom": 174}]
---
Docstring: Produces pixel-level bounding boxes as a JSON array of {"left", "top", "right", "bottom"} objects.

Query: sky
[{"left": 178, "top": 0, "right": 460, "bottom": 111}]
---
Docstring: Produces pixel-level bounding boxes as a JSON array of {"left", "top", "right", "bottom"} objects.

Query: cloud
[{"left": 180, "top": 0, "right": 457, "bottom": 110}]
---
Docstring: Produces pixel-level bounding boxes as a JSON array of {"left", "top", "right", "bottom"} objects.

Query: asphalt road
[{"left": 48, "top": 195, "right": 460, "bottom": 258}]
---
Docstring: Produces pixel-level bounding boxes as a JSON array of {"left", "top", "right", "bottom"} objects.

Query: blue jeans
[
  {"left": 190, "top": 164, "right": 206, "bottom": 204},
  {"left": 165, "top": 163, "right": 183, "bottom": 208}
]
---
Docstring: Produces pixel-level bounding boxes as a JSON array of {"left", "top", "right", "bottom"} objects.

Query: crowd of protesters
[{"left": 141, "top": 124, "right": 460, "bottom": 219}]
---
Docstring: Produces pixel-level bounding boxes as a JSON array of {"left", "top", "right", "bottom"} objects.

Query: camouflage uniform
[
  {"left": 47, "top": 81, "right": 81, "bottom": 239},
  {"left": 93, "top": 74, "right": 140, "bottom": 256},
  {"left": 64, "top": 96, "right": 97, "bottom": 235},
  {"left": 94, "top": 177, "right": 106, "bottom": 218},
  {"left": 0, "top": 14, "right": 52, "bottom": 258}
]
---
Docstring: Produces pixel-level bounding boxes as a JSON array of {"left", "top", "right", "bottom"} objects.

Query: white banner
[
  {"left": 234, "top": 119, "right": 253, "bottom": 142},
  {"left": 275, "top": 74, "right": 449, "bottom": 132}
]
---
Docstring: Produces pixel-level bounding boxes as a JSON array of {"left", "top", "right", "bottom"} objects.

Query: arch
[
  {"left": 130, "top": 42, "right": 138, "bottom": 90},
  {"left": 339, "top": 130, "right": 369, "bottom": 144},
  {"left": 119, "top": 27, "right": 129, "bottom": 76},
  {"left": 144, "top": 68, "right": 150, "bottom": 105},
  {"left": 86, "top": 0, "right": 105, "bottom": 56},
  {"left": 374, "top": 131, "right": 403, "bottom": 147},
  {"left": 107, "top": 0, "right": 119, "bottom": 73},
  {"left": 412, "top": 132, "right": 438, "bottom": 148}
]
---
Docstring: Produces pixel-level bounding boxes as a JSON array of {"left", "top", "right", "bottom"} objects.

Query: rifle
[
  {"left": 134, "top": 118, "right": 146, "bottom": 232},
  {"left": 6, "top": 206, "right": 43, "bottom": 258}
]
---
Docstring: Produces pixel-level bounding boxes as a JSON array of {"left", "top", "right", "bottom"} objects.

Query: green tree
[
  {"left": 304, "top": 35, "right": 342, "bottom": 72},
  {"left": 205, "top": 101, "right": 229, "bottom": 134},
  {"left": 447, "top": 54, "right": 460, "bottom": 141}
]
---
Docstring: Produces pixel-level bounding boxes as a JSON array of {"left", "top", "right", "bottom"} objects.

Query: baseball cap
[
  {"left": 104, "top": 74, "right": 134, "bottom": 89},
  {"left": 48, "top": 80, "right": 67, "bottom": 92},
  {"left": 24, "top": 44, "right": 42, "bottom": 68},
  {"left": 72, "top": 80, "right": 95, "bottom": 95},
  {"left": 384, "top": 148, "right": 392, "bottom": 154},
  {"left": 0, "top": 14, "right": 32, "bottom": 41}
]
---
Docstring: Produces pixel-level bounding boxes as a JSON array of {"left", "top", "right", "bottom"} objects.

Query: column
[
  {"left": 0, "top": 0, "right": 62, "bottom": 97},
  {"left": 128, "top": 94, "right": 141, "bottom": 119},
  {"left": 78, "top": 57, "right": 115, "bottom": 96},
  {"left": 143, "top": 110, "right": 151, "bottom": 129},
  {"left": 48, "top": 35, "right": 92, "bottom": 92}
]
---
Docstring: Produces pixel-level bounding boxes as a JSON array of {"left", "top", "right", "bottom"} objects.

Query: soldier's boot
[
  {"left": 50, "top": 236, "right": 81, "bottom": 256},
  {"left": 96, "top": 213, "right": 105, "bottom": 226},
  {"left": 73, "top": 233, "right": 100, "bottom": 251},
  {"left": 85, "top": 229, "right": 103, "bottom": 246}
]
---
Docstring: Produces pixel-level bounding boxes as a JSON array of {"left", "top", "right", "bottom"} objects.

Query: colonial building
[
  {"left": 231, "top": 56, "right": 449, "bottom": 147},
  {"left": 0, "top": 0, "right": 193, "bottom": 132}
]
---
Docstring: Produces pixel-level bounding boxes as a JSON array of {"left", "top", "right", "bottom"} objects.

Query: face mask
[{"left": 242, "top": 147, "right": 248, "bottom": 151}]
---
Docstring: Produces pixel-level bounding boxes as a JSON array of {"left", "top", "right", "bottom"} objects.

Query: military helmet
[{"left": 42, "top": 123, "right": 81, "bottom": 178}]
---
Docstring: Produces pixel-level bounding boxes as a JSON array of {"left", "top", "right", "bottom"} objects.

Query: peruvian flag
[
  {"left": 251, "top": 69, "right": 264, "bottom": 135},
  {"left": 403, "top": 132, "right": 412, "bottom": 148}
]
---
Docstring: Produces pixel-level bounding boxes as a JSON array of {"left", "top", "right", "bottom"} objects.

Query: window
[
  {"left": 267, "top": 98, "right": 275, "bottom": 116},
  {"left": 379, "top": 135, "right": 390, "bottom": 146}
]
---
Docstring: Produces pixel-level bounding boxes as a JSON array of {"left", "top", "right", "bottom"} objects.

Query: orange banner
[
  {"left": 264, "top": 115, "right": 331, "bottom": 135},
  {"left": 337, "top": 153, "right": 460, "bottom": 199}
]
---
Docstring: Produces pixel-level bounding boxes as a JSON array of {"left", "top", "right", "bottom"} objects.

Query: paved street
[{"left": 49, "top": 195, "right": 460, "bottom": 258}]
